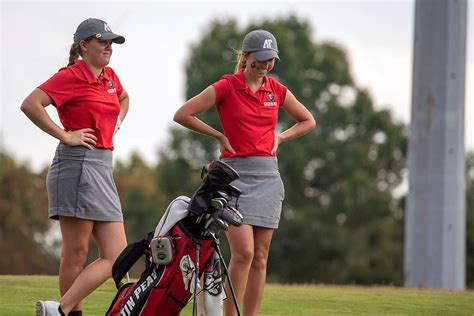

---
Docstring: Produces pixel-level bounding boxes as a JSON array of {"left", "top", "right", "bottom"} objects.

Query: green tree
[
  {"left": 155, "top": 129, "right": 207, "bottom": 198},
  {"left": 114, "top": 152, "right": 168, "bottom": 241},
  {"left": 162, "top": 15, "right": 407, "bottom": 284},
  {"left": 0, "top": 150, "right": 58, "bottom": 274},
  {"left": 271, "top": 88, "right": 406, "bottom": 284}
]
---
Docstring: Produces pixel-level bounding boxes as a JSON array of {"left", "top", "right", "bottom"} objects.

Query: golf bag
[{"left": 106, "top": 160, "right": 243, "bottom": 316}]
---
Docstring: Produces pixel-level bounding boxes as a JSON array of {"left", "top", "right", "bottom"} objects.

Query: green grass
[{"left": 0, "top": 275, "right": 473, "bottom": 315}]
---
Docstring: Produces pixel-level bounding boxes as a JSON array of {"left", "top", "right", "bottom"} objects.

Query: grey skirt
[
  {"left": 46, "top": 143, "right": 123, "bottom": 221},
  {"left": 223, "top": 156, "right": 285, "bottom": 229}
]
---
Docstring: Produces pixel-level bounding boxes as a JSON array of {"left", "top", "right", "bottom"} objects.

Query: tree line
[{"left": 1, "top": 16, "right": 472, "bottom": 287}]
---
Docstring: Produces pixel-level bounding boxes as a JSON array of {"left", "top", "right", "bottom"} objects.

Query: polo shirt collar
[
  {"left": 100, "top": 68, "right": 111, "bottom": 81},
  {"left": 75, "top": 60, "right": 109, "bottom": 83},
  {"left": 260, "top": 79, "right": 273, "bottom": 92},
  {"left": 235, "top": 68, "right": 272, "bottom": 92}
]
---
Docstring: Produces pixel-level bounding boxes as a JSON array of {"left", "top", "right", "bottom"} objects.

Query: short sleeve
[
  {"left": 212, "top": 77, "right": 231, "bottom": 104},
  {"left": 38, "top": 68, "right": 76, "bottom": 108}
]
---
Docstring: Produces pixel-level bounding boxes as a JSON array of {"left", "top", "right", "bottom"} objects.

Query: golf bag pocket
[
  {"left": 106, "top": 282, "right": 136, "bottom": 315},
  {"left": 140, "top": 287, "right": 186, "bottom": 315},
  {"left": 106, "top": 265, "right": 167, "bottom": 315}
]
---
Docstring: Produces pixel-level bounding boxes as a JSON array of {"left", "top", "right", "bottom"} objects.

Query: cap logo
[
  {"left": 95, "top": 33, "right": 102, "bottom": 38},
  {"left": 104, "top": 22, "right": 112, "bottom": 32},
  {"left": 263, "top": 38, "right": 273, "bottom": 49}
]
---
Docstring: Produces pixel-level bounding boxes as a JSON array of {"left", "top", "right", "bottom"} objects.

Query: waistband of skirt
[
  {"left": 222, "top": 156, "right": 279, "bottom": 175},
  {"left": 55, "top": 143, "right": 113, "bottom": 165}
]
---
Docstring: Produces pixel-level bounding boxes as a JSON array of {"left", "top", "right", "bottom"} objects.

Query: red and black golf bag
[{"left": 106, "top": 160, "right": 243, "bottom": 316}]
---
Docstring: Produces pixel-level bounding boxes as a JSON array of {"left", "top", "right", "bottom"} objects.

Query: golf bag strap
[{"left": 111, "top": 232, "right": 153, "bottom": 289}]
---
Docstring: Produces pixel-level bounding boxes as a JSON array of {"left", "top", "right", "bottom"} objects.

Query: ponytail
[
  {"left": 67, "top": 42, "right": 82, "bottom": 66},
  {"left": 234, "top": 50, "right": 248, "bottom": 73}
]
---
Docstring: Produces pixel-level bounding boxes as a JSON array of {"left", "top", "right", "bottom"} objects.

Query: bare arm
[
  {"left": 113, "top": 88, "right": 130, "bottom": 135},
  {"left": 174, "top": 86, "right": 235, "bottom": 154},
  {"left": 118, "top": 88, "right": 129, "bottom": 122},
  {"left": 272, "top": 90, "right": 316, "bottom": 154},
  {"left": 20, "top": 88, "right": 97, "bottom": 149}
]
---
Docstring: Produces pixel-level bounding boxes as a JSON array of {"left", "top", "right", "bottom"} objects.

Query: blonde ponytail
[{"left": 234, "top": 51, "right": 248, "bottom": 73}]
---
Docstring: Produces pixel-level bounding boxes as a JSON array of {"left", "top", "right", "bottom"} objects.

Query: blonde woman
[{"left": 174, "top": 29, "right": 316, "bottom": 315}]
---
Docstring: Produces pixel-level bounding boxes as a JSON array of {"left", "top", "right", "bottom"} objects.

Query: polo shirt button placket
[
  {"left": 255, "top": 94, "right": 263, "bottom": 114},
  {"left": 256, "top": 89, "right": 268, "bottom": 114}
]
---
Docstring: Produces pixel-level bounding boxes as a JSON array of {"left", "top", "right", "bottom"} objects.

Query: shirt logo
[
  {"left": 263, "top": 92, "right": 277, "bottom": 106},
  {"left": 263, "top": 38, "right": 273, "bottom": 49},
  {"left": 107, "top": 79, "right": 116, "bottom": 94}
]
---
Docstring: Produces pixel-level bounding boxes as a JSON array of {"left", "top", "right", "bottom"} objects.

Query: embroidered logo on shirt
[
  {"left": 107, "top": 79, "right": 116, "bottom": 94},
  {"left": 263, "top": 92, "right": 277, "bottom": 106}
]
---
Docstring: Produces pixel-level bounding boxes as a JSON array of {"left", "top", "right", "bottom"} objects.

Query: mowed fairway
[{"left": 0, "top": 275, "right": 473, "bottom": 315}]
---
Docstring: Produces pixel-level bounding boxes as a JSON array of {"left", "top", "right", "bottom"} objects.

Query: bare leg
[
  {"left": 58, "top": 217, "right": 94, "bottom": 312},
  {"left": 223, "top": 224, "right": 254, "bottom": 316},
  {"left": 243, "top": 227, "right": 273, "bottom": 316},
  {"left": 60, "top": 221, "right": 127, "bottom": 314}
]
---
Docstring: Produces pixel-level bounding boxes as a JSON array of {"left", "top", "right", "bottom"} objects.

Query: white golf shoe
[{"left": 36, "top": 300, "right": 61, "bottom": 316}]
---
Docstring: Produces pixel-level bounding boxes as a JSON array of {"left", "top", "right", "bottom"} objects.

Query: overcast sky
[{"left": 1, "top": 0, "right": 472, "bottom": 171}]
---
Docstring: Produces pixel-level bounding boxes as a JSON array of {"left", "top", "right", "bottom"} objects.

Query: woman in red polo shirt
[
  {"left": 21, "top": 18, "right": 129, "bottom": 316},
  {"left": 174, "top": 29, "right": 316, "bottom": 316}
]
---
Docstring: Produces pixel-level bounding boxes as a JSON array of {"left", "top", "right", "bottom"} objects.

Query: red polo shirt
[
  {"left": 212, "top": 69, "right": 287, "bottom": 159},
  {"left": 38, "top": 60, "right": 123, "bottom": 150}
]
